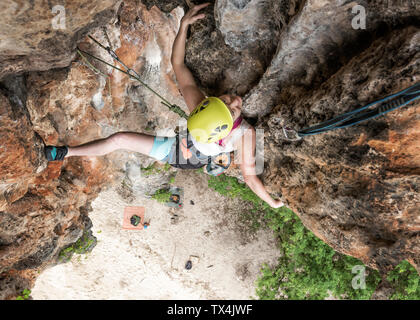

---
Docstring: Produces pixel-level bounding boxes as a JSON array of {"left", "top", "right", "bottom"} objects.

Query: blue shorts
[{"left": 148, "top": 136, "right": 176, "bottom": 161}]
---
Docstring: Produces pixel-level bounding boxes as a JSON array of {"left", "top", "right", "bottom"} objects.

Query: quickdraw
[{"left": 281, "top": 82, "right": 420, "bottom": 141}]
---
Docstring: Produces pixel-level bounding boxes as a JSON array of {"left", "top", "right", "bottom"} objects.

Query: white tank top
[{"left": 190, "top": 118, "right": 252, "bottom": 156}]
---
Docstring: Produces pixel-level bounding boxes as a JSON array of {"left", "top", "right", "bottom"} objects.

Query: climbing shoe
[{"left": 44, "top": 146, "right": 68, "bottom": 161}]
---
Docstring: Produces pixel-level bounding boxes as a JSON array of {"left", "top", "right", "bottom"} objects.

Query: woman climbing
[{"left": 44, "top": 3, "right": 284, "bottom": 209}]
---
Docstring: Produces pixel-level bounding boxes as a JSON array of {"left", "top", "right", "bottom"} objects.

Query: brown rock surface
[
  {"left": 0, "top": 0, "right": 182, "bottom": 299},
  {"left": 0, "top": 79, "right": 46, "bottom": 210},
  {"left": 261, "top": 26, "right": 419, "bottom": 273},
  {"left": 0, "top": 0, "right": 419, "bottom": 299},
  {"left": 0, "top": 0, "right": 121, "bottom": 79},
  {"left": 0, "top": 72, "right": 112, "bottom": 297},
  {"left": 242, "top": 0, "right": 420, "bottom": 117}
]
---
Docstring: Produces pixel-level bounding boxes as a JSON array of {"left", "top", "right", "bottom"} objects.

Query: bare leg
[{"left": 65, "top": 132, "right": 155, "bottom": 158}]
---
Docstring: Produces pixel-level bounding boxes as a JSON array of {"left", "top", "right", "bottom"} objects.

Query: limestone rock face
[
  {"left": 0, "top": 72, "right": 113, "bottom": 299},
  {"left": 261, "top": 26, "right": 420, "bottom": 272},
  {"left": 0, "top": 76, "right": 47, "bottom": 212},
  {"left": 142, "top": 1, "right": 273, "bottom": 97},
  {"left": 0, "top": 0, "right": 121, "bottom": 79},
  {"left": 0, "top": 0, "right": 180, "bottom": 299},
  {"left": 242, "top": 0, "right": 420, "bottom": 118},
  {"left": 0, "top": 0, "right": 419, "bottom": 299},
  {"left": 239, "top": 0, "right": 420, "bottom": 273},
  {"left": 215, "top": 0, "right": 296, "bottom": 52}
]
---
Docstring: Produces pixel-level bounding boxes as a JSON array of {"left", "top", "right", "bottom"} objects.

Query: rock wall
[
  {"left": 262, "top": 25, "right": 419, "bottom": 273},
  {"left": 0, "top": 0, "right": 121, "bottom": 79},
  {"left": 0, "top": 0, "right": 419, "bottom": 299},
  {"left": 247, "top": 0, "right": 420, "bottom": 273},
  {"left": 0, "top": 71, "right": 112, "bottom": 299},
  {"left": 0, "top": 0, "right": 179, "bottom": 299},
  {"left": 146, "top": 0, "right": 285, "bottom": 97}
]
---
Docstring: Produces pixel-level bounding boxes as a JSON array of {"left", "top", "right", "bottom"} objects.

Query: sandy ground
[{"left": 31, "top": 170, "right": 280, "bottom": 299}]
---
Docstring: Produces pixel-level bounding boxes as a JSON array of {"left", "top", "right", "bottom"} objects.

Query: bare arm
[
  {"left": 171, "top": 3, "right": 210, "bottom": 113},
  {"left": 237, "top": 127, "right": 284, "bottom": 209}
]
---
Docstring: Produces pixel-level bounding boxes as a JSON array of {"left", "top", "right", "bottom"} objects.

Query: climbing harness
[
  {"left": 281, "top": 82, "right": 420, "bottom": 141},
  {"left": 76, "top": 29, "right": 188, "bottom": 119},
  {"left": 166, "top": 128, "right": 232, "bottom": 175},
  {"left": 168, "top": 129, "right": 211, "bottom": 169}
]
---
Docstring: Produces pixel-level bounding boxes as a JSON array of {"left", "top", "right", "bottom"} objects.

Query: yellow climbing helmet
[{"left": 187, "top": 97, "right": 233, "bottom": 144}]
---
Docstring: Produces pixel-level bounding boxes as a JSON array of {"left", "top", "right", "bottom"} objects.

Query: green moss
[
  {"left": 141, "top": 164, "right": 159, "bottom": 176},
  {"left": 16, "top": 289, "right": 31, "bottom": 300},
  {"left": 151, "top": 188, "right": 172, "bottom": 203},
  {"left": 206, "top": 174, "right": 420, "bottom": 300},
  {"left": 141, "top": 163, "right": 172, "bottom": 176},
  {"left": 58, "top": 231, "right": 96, "bottom": 263},
  {"left": 387, "top": 260, "right": 420, "bottom": 300}
]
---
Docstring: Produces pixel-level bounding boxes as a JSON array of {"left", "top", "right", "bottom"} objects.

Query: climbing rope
[
  {"left": 77, "top": 49, "right": 113, "bottom": 101},
  {"left": 282, "top": 82, "right": 420, "bottom": 141},
  {"left": 76, "top": 30, "right": 188, "bottom": 119}
]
